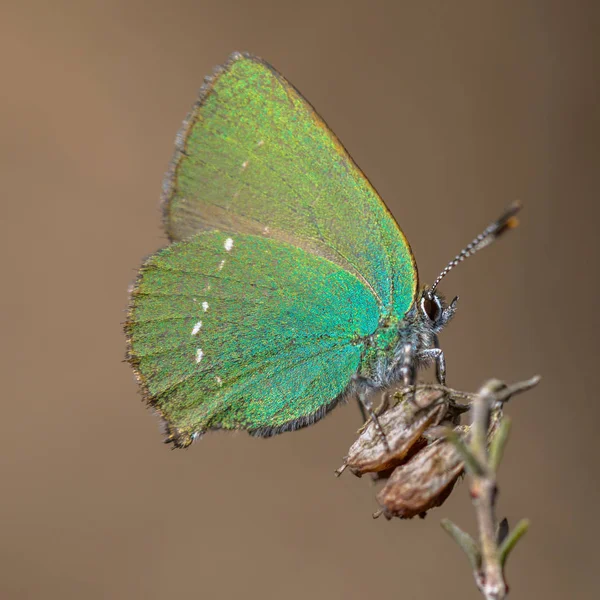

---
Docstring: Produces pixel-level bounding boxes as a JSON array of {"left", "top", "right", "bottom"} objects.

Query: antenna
[{"left": 428, "top": 202, "right": 522, "bottom": 297}]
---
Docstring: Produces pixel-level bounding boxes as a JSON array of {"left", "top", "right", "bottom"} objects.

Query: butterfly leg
[
  {"left": 392, "top": 342, "right": 419, "bottom": 409},
  {"left": 355, "top": 397, "right": 369, "bottom": 424},
  {"left": 375, "top": 390, "right": 391, "bottom": 416},
  {"left": 418, "top": 347, "right": 446, "bottom": 385},
  {"left": 356, "top": 389, "right": 391, "bottom": 423},
  {"left": 399, "top": 342, "right": 416, "bottom": 391},
  {"left": 352, "top": 376, "right": 391, "bottom": 453}
]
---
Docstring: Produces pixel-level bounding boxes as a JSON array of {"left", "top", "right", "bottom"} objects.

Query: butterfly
[{"left": 125, "top": 52, "right": 520, "bottom": 448}]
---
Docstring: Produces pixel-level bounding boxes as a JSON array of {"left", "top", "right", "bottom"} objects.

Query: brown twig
[{"left": 441, "top": 376, "right": 540, "bottom": 600}]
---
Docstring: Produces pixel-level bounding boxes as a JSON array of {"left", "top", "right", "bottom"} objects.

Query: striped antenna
[{"left": 429, "top": 202, "right": 522, "bottom": 297}]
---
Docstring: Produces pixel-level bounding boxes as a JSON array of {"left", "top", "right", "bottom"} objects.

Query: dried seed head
[
  {"left": 344, "top": 389, "right": 449, "bottom": 475},
  {"left": 376, "top": 426, "right": 469, "bottom": 519},
  {"left": 338, "top": 379, "right": 537, "bottom": 524}
]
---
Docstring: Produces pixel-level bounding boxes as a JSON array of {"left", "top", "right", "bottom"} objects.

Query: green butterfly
[{"left": 125, "top": 52, "right": 519, "bottom": 447}]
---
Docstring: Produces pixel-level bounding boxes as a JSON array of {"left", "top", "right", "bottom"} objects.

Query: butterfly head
[{"left": 418, "top": 289, "right": 458, "bottom": 334}]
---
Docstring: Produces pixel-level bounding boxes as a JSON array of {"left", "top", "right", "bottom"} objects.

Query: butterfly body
[
  {"left": 126, "top": 52, "right": 513, "bottom": 447},
  {"left": 359, "top": 301, "right": 448, "bottom": 387}
]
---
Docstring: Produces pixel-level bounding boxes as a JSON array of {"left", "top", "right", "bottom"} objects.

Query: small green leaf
[
  {"left": 489, "top": 418, "right": 512, "bottom": 472},
  {"left": 499, "top": 518, "right": 530, "bottom": 567},
  {"left": 441, "top": 519, "right": 482, "bottom": 572},
  {"left": 444, "top": 429, "right": 486, "bottom": 476}
]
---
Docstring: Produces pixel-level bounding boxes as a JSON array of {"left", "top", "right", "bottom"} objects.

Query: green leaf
[
  {"left": 499, "top": 518, "right": 530, "bottom": 567},
  {"left": 489, "top": 418, "right": 512, "bottom": 472},
  {"left": 441, "top": 519, "right": 482, "bottom": 572},
  {"left": 444, "top": 428, "right": 486, "bottom": 476}
]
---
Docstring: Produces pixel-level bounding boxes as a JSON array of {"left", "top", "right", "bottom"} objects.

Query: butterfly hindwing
[{"left": 126, "top": 231, "right": 380, "bottom": 446}]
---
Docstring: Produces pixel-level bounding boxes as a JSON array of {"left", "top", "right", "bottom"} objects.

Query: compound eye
[{"left": 421, "top": 294, "right": 442, "bottom": 322}]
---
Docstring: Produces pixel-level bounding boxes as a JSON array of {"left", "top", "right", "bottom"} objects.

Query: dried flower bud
[
  {"left": 343, "top": 389, "right": 449, "bottom": 475},
  {"left": 376, "top": 426, "right": 469, "bottom": 519}
]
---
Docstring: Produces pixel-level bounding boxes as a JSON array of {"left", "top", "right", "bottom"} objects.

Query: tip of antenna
[
  {"left": 507, "top": 200, "right": 523, "bottom": 213},
  {"left": 505, "top": 215, "right": 520, "bottom": 229},
  {"left": 494, "top": 202, "right": 522, "bottom": 238},
  {"left": 500, "top": 201, "right": 522, "bottom": 221}
]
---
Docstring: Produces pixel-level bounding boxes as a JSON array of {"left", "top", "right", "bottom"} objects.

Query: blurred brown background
[{"left": 2, "top": 1, "right": 598, "bottom": 598}]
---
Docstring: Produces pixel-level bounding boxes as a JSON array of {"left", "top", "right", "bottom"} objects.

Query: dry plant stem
[
  {"left": 442, "top": 376, "right": 540, "bottom": 600},
  {"left": 472, "top": 382, "right": 506, "bottom": 599}
]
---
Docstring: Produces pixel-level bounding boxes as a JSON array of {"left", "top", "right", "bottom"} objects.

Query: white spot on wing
[
  {"left": 224, "top": 238, "right": 234, "bottom": 252},
  {"left": 191, "top": 321, "right": 202, "bottom": 336},
  {"left": 195, "top": 348, "right": 204, "bottom": 363},
  {"left": 202, "top": 301, "right": 209, "bottom": 312}
]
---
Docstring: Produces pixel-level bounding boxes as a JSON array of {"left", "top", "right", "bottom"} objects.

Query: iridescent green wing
[
  {"left": 162, "top": 52, "right": 417, "bottom": 319},
  {"left": 126, "top": 232, "right": 379, "bottom": 447}
]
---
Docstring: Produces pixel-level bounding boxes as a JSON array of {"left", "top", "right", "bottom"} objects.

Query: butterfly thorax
[{"left": 358, "top": 288, "right": 456, "bottom": 389}]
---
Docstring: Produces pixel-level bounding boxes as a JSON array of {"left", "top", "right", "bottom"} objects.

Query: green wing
[
  {"left": 162, "top": 52, "right": 417, "bottom": 318},
  {"left": 126, "top": 232, "right": 379, "bottom": 447}
]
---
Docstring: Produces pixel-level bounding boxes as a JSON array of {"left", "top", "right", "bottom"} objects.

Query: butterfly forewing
[{"left": 163, "top": 53, "right": 417, "bottom": 317}]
